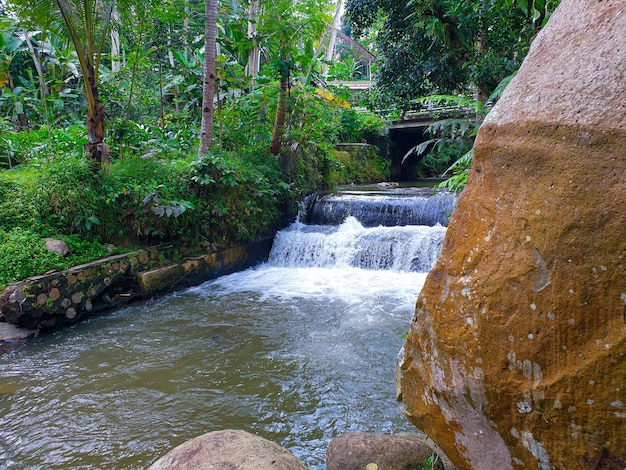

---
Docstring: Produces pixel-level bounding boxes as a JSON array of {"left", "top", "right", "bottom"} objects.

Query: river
[{"left": 0, "top": 186, "right": 453, "bottom": 469}]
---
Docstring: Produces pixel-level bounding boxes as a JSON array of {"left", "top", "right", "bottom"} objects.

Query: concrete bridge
[
  {"left": 386, "top": 106, "right": 482, "bottom": 180},
  {"left": 389, "top": 107, "right": 480, "bottom": 130},
  {"left": 329, "top": 79, "right": 482, "bottom": 179},
  {"left": 329, "top": 80, "right": 374, "bottom": 91}
]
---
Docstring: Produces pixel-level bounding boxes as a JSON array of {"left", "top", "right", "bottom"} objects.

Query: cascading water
[
  {"left": 0, "top": 186, "right": 455, "bottom": 470},
  {"left": 269, "top": 217, "right": 446, "bottom": 272},
  {"left": 303, "top": 185, "right": 457, "bottom": 227}
]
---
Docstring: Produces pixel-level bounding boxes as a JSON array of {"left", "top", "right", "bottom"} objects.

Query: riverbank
[{"left": 0, "top": 237, "right": 274, "bottom": 350}]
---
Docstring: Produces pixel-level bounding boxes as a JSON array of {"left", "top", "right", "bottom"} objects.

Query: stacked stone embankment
[{"left": 0, "top": 239, "right": 273, "bottom": 341}]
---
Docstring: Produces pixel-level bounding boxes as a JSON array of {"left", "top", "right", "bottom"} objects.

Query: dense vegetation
[
  {"left": 0, "top": 0, "right": 558, "bottom": 287},
  {"left": 0, "top": 0, "right": 390, "bottom": 287},
  {"left": 346, "top": 0, "right": 560, "bottom": 112},
  {"left": 345, "top": 0, "right": 560, "bottom": 185}
]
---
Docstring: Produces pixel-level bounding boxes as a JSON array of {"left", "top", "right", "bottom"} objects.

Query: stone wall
[
  {"left": 0, "top": 239, "right": 273, "bottom": 332},
  {"left": 396, "top": 1, "right": 626, "bottom": 469},
  {"left": 330, "top": 143, "right": 390, "bottom": 184}
]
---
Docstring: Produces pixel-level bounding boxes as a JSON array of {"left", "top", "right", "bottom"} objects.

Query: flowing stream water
[{"left": 0, "top": 185, "right": 454, "bottom": 470}]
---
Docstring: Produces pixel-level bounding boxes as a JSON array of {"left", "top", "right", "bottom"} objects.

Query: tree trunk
[
  {"left": 246, "top": 0, "right": 260, "bottom": 79},
  {"left": 270, "top": 66, "right": 288, "bottom": 156},
  {"left": 84, "top": 55, "right": 107, "bottom": 166},
  {"left": 23, "top": 32, "right": 48, "bottom": 97},
  {"left": 323, "top": 0, "right": 344, "bottom": 75},
  {"left": 198, "top": 0, "right": 218, "bottom": 157},
  {"left": 111, "top": 6, "right": 121, "bottom": 72}
]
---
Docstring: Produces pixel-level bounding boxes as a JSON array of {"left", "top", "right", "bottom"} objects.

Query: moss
[{"left": 328, "top": 145, "right": 390, "bottom": 185}]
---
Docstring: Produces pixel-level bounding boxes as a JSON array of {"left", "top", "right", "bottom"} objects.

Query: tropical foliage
[
  {"left": 0, "top": 0, "right": 558, "bottom": 285},
  {"left": 346, "top": 0, "right": 560, "bottom": 112},
  {"left": 0, "top": 0, "right": 392, "bottom": 286}
]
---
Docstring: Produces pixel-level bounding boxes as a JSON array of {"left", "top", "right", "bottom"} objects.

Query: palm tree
[
  {"left": 198, "top": 0, "right": 217, "bottom": 157},
  {"left": 269, "top": 59, "right": 289, "bottom": 156},
  {"left": 10, "top": 0, "right": 115, "bottom": 168}
]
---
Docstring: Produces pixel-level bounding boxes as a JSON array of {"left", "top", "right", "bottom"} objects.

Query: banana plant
[
  {"left": 0, "top": 15, "right": 30, "bottom": 128},
  {"left": 10, "top": 0, "right": 117, "bottom": 168}
]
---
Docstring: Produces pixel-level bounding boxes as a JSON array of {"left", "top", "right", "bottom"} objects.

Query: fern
[{"left": 436, "top": 149, "right": 472, "bottom": 193}]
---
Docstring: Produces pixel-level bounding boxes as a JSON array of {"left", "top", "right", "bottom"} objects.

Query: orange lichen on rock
[{"left": 396, "top": 0, "right": 626, "bottom": 468}]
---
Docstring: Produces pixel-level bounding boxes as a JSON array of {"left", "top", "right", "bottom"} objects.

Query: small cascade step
[
  {"left": 269, "top": 217, "right": 447, "bottom": 273},
  {"left": 304, "top": 188, "right": 457, "bottom": 228}
]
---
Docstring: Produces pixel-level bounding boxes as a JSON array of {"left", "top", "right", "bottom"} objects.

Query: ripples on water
[{"left": 0, "top": 265, "right": 428, "bottom": 469}]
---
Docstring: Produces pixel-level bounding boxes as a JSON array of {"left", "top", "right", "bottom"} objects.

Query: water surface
[{"left": 0, "top": 217, "right": 443, "bottom": 469}]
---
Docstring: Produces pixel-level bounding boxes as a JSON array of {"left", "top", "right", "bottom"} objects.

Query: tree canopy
[{"left": 346, "top": 0, "right": 560, "bottom": 110}]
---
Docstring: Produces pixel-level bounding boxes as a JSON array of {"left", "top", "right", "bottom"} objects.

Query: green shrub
[
  {"left": 0, "top": 125, "right": 86, "bottom": 167},
  {"left": 102, "top": 157, "right": 199, "bottom": 240},
  {"left": 0, "top": 151, "right": 101, "bottom": 235},
  {"left": 337, "top": 108, "right": 385, "bottom": 143},
  {"left": 190, "top": 147, "right": 289, "bottom": 242},
  {"left": 108, "top": 117, "right": 200, "bottom": 161},
  {"left": 0, "top": 228, "right": 108, "bottom": 287},
  {"left": 0, "top": 228, "right": 61, "bottom": 286}
]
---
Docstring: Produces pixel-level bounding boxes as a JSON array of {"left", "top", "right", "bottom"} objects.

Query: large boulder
[
  {"left": 147, "top": 429, "right": 308, "bottom": 470},
  {"left": 396, "top": 1, "right": 626, "bottom": 469}
]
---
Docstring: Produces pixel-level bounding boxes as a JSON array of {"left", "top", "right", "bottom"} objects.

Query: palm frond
[
  {"left": 487, "top": 71, "right": 517, "bottom": 104},
  {"left": 443, "top": 148, "right": 472, "bottom": 176},
  {"left": 94, "top": 0, "right": 115, "bottom": 79},
  {"left": 401, "top": 138, "right": 438, "bottom": 165},
  {"left": 427, "top": 118, "right": 474, "bottom": 138}
]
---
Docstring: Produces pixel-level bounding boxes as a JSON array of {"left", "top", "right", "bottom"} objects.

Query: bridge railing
[{"left": 401, "top": 105, "right": 480, "bottom": 119}]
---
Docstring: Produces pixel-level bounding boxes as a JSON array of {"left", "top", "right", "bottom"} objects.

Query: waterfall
[
  {"left": 269, "top": 187, "right": 455, "bottom": 273},
  {"left": 303, "top": 187, "right": 457, "bottom": 228},
  {"left": 269, "top": 217, "right": 446, "bottom": 272}
]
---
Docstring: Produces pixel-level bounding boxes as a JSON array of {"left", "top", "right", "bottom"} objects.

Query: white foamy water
[
  {"left": 267, "top": 217, "right": 447, "bottom": 272},
  {"left": 196, "top": 265, "right": 428, "bottom": 307}
]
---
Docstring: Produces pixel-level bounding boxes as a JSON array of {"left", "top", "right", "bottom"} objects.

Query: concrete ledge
[{"left": 138, "top": 240, "right": 273, "bottom": 296}]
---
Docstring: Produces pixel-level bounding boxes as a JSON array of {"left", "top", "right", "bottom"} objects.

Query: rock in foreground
[
  {"left": 396, "top": 0, "right": 626, "bottom": 469},
  {"left": 326, "top": 432, "right": 457, "bottom": 470},
  {"left": 147, "top": 429, "right": 308, "bottom": 470}
]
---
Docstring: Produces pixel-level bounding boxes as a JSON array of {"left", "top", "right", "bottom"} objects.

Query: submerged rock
[
  {"left": 147, "top": 429, "right": 309, "bottom": 470},
  {"left": 0, "top": 322, "right": 34, "bottom": 353},
  {"left": 326, "top": 432, "right": 457, "bottom": 470},
  {"left": 396, "top": 0, "right": 626, "bottom": 469}
]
